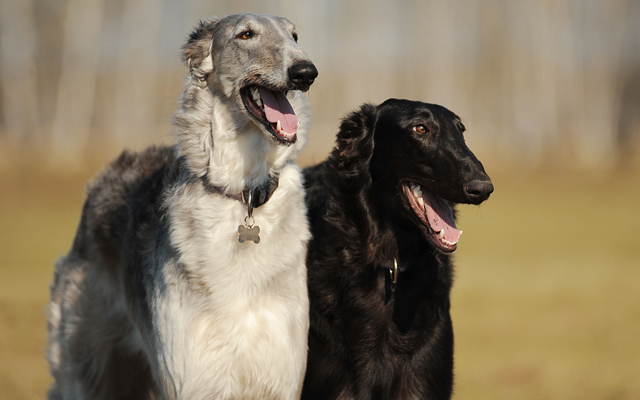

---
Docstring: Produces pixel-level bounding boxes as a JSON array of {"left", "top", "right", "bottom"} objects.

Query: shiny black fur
[{"left": 301, "top": 99, "right": 493, "bottom": 400}]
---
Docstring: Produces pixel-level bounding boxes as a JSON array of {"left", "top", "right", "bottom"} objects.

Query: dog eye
[
  {"left": 413, "top": 124, "right": 428, "bottom": 134},
  {"left": 292, "top": 32, "right": 298, "bottom": 42},
  {"left": 458, "top": 122, "right": 466, "bottom": 133},
  {"left": 237, "top": 30, "right": 254, "bottom": 40}
]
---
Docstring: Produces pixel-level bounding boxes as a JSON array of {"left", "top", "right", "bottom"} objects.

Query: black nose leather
[
  {"left": 288, "top": 62, "right": 318, "bottom": 90},
  {"left": 464, "top": 179, "right": 494, "bottom": 203}
]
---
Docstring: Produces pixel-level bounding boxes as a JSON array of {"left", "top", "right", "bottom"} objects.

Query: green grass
[{"left": 1, "top": 166, "right": 639, "bottom": 399}]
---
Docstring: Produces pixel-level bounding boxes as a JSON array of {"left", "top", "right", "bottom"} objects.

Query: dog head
[
  {"left": 182, "top": 13, "right": 317, "bottom": 146},
  {"left": 336, "top": 99, "right": 493, "bottom": 254}
]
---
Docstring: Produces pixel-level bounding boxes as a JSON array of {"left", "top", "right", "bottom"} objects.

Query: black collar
[{"left": 201, "top": 174, "right": 279, "bottom": 208}]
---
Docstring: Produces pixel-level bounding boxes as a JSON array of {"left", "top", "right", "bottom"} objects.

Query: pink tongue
[
  {"left": 422, "top": 191, "right": 462, "bottom": 243},
  {"left": 257, "top": 88, "right": 299, "bottom": 134}
]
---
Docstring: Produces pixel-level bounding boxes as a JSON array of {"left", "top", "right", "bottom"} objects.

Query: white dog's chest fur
[{"left": 154, "top": 163, "right": 310, "bottom": 399}]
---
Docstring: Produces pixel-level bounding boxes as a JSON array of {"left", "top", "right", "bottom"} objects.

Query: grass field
[{"left": 0, "top": 164, "right": 639, "bottom": 399}]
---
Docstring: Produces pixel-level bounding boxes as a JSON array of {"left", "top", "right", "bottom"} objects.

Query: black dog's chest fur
[{"left": 302, "top": 162, "right": 454, "bottom": 400}]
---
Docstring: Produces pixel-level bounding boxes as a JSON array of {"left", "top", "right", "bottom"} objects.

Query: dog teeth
[
  {"left": 251, "top": 87, "right": 260, "bottom": 101},
  {"left": 412, "top": 184, "right": 422, "bottom": 199},
  {"left": 436, "top": 229, "right": 458, "bottom": 246},
  {"left": 275, "top": 119, "right": 296, "bottom": 139},
  {"left": 251, "top": 88, "right": 263, "bottom": 106},
  {"left": 408, "top": 181, "right": 458, "bottom": 248}
]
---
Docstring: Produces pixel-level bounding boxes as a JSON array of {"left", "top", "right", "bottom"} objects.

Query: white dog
[{"left": 46, "top": 13, "right": 317, "bottom": 399}]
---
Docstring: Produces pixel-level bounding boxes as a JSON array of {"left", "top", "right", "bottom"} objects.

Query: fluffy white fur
[
  {"left": 156, "top": 171, "right": 310, "bottom": 398},
  {"left": 157, "top": 69, "right": 311, "bottom": 399}
]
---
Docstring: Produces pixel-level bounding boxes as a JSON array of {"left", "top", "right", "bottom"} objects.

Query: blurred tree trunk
[
  {"left": 507, "top": 1, "right": 559, "bottom": 164},
  {"left": 49, "top": 0, "right": 105, "bottom": 168},
  {"left": 616, "top": 0, "right": 640, "bottom": 167},
  {"left": 114, "top": 0, "right": 163, "bottom": 149},
  {"left": 0, "top": 0, "right": 39, "bottom": 148}
]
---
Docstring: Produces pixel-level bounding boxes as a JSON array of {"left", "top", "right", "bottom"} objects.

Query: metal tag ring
[
  {"left": 389, "top": 258, "right": 398, "bottom": 292},
  {"left": 245, "top": 190, "right": 254, "bottom": 219}
]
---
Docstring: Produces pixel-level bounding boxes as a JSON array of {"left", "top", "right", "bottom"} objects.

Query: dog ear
[
  {"left": 182, "top": 18, "right": 219, "bottom": 78},
  {"left": 333, "top": 104, "right": 377, "bottom": 169}
]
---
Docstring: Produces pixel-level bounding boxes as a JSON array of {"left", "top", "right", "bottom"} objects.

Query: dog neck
[
  {"left": 173, "top": 76, "right": 309, "bottom": 193},
  {"left": 200, "top": 173, "right": 279, "bottom": 208}
]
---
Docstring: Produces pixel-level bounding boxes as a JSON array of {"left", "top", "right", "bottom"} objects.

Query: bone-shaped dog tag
[
  {"left": 238, "top": 191, "right": 261, "bottom": 244},
  {"left": 238, "top": 223, "right": 260, "bottom": 244}
]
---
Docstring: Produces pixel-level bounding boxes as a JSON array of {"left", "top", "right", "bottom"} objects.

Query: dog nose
[
  {"left": 288, "top": 62, "right": 318, "bottom": 91},
  {"left": 464, "top": 179, "right": 494, "bottom": 204}
]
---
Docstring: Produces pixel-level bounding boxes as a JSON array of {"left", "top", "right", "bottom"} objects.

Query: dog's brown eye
[
  {"left": 413, "top": 124, "right": 427, "bottom": 134},
  {"left": 292, "top": 32, "right": 298, "bottom": 42},
  {"left": 238, "top": 30, "right": 253, "bottom": 40}
]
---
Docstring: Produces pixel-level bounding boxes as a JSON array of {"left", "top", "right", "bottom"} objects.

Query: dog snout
[
  {"left": 464, "top": 178, "right": 494, "bottom": 204},
  {"left": 288, "top": 62, "right": 318, "bottom": 91}
]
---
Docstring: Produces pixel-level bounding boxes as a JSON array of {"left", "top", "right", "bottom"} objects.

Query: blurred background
[{"left": 0, "top": 0, "right": 639, "bottom": 399}]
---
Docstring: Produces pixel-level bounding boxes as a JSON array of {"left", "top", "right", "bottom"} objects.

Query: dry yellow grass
[
  {"left": 0, "top": 165, "right": 638, "bottom": 399},
  {"left": 452, "top": 169, "right": 640, "bottom": 399},
  {"left": 0, "top": 171, "right": 91, "bottom": 399}
]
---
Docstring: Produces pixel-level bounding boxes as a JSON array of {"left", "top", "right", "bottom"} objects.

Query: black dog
[{"left": 301, "top": 99, "right": 493, "bottom": 400}]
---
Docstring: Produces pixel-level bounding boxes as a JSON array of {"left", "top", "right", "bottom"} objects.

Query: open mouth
[
  {"left": 241, "top": 86, "right": 299, "bottom": 144},
  {"left": 402, "top": 182, "right": 462, "bottom": 253}
]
